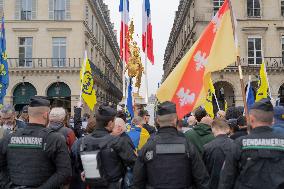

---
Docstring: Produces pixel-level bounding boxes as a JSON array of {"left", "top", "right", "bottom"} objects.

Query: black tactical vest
[
  {"left": 236, "top": 138, "right": 284, "bottom": 189},
  {"left": 145, "top": 135, "right": 193, "bottom": 189},
  {"left": 7, "top": 127, "right": 55, "bottom": 187},
  {"left": 81, "top": 134, "right": 124, "bottom": 187}
]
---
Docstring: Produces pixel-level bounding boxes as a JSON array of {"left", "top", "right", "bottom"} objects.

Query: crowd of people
[{"left": 0, "top": 96, "right": 284, "bottom": 189}]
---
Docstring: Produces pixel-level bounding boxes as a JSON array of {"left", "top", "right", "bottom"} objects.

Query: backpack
[{"left": 80, "top": 135, "right": 120, "bottom": 187}]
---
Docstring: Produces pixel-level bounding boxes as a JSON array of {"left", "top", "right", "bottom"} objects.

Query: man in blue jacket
[{"left": 273, "top": 106, "right": 284, "bottom": 134}]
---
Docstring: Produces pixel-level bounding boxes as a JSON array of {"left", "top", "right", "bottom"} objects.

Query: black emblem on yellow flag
[{"left": 82, "top": 71, "right": 94, "bottom": 95}]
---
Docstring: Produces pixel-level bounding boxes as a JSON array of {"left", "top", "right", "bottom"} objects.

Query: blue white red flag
[
  {"left": 246, "top": 77, "right": 255, "bottom": 112},
  {"left": 142, "top": 0, "right": 154, "bottom": 64},
  {"left": 119, "top": 0, "right": 130, "bottom": 64}
]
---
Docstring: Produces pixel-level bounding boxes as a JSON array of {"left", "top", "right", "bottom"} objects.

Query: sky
[{"left": 104, "top": 0, "right": 180, "bottom": 98}]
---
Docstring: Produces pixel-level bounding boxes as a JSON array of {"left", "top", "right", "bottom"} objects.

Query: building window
[
  {"left": 91, "top": 15, "right": 94, "bottom": 32},
  {"left": 247, "top": 0, "right": 261, "bottom": 17},
  {"left": 54, "top": 0, "right": 65, "bottom": 20},
  {"left": 282, "top": 36, "right": 284, "bottom": 64},
  {"left": 95, "top": 23, "right": 98, "bottom": 39},
  {"left": 19, "top": 37, "right": 33, "bottom": 67},
  {"left": 248, "top": 37, "right": 262, "bottom": 65},
  {"left": 52, "top": 37, "right": 66, "bottom": 67},
  {"left": 21, "top": 0, "right": 32, "bottom": 20},
  {"left": 85, "top": 5, "right": 89, "bottom": 24},
  {"left": 281, "top": 0, "right": 284, "bottom": 16},
  {"left": 213, "top": 0, "right": 224, "bottom": 15},
  {"left": 91, "top": 48, "right": 94, "bottom": 61}
]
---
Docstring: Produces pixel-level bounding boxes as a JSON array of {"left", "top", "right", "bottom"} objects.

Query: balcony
[
  {"left": 223, "top": 57, "right": 284, "bottom": 73},
  {"left": 8, "top": 58, "right": 82, "bottom": 71},
  {"left": 7, "top": 58, "right": 123, "bottom": 100},
  {"left": 88, "top": 60, "right": 123, "bottom": 100}
]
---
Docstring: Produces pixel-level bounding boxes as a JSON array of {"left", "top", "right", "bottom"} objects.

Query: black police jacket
[
  {"left": 143, "top": 124, "right": 156, "bottom": 135},
  {"left": 0, "top": 123, "right": 72, "bottom": 189},
  {"left": 71, "top": 125, "right": 137, "bottom": 184},
  {"left": 219, "top": 126, "right": 284, "bottom": 189},
  {"left": 203, "top": 134, "right": 234, "bottom": 189},
  {"left": 132, "top": 126, "right": 210, "bottom": 189}
]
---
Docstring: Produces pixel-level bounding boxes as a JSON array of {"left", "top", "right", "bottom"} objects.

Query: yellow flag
[
  {"left": 224, "top": 99, "right": 228, "bottom": 112},
  {"left": 156, "top": 0, "right": 237, "bottom": 118},
  {"left": 204, "top": 79, "right": 215, "bottom": 118},
  {"left": 256, "top": 62, "right": 269, "bottom": 102},
  {"left": 80, "top": 53, "right": 97, "bottom": 110},
  {"left": 137, "top": 128, "right": 150, "bottom": 150}
]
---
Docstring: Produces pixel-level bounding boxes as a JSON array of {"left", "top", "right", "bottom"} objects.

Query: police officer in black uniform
[
  {"left": 71, "top": 104, "right": 137, "bottom": 189},
  {"left": 219, "top": 98, "right": 284, "bottom": 189},
  {"left": 132, "top": 101, "right": 210, "bottom": 189},
  {"left": 0, "top": 97, "right": 71, "bottom": 189}
]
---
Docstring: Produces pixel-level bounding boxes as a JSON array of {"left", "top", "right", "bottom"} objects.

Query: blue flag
[
  {"left": 246, "top": 80, "right": 255, "bottom": 111},
  {"left": 0, "top": 17, "right": 9, "bottom": 104},
  {"left": 126, "top": 78, "right": 134, "bottom": 124}
]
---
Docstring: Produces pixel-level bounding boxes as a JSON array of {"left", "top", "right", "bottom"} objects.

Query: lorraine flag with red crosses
[{"left": 157, "top": 0, "right": 237, "bottom": 118}]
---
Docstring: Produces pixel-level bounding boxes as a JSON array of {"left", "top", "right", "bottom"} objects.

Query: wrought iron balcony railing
[
  {"left": 7, "top": 58, "right": 82, "bottom": 69},
  {"left": 227, "top": 57, "right": 284, "bottom": 68},
  {"left": 165, "top": 57, "right": 284, "bottom": 80},
  {"left": 89, "top": 60, "right": 123, "bottom": 100},
  {"left": 7, "top": 58, "right": 123, "bottom": 99}
]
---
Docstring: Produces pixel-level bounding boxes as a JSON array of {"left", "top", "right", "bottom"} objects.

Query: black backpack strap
[{"left": 38, "top": 128, "right": 55, "bottom": 151}]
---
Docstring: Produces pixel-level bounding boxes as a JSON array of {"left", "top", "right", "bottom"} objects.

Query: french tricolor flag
[
  {"left": 119, "top": 0, "right": 130, "bottom": 64},
  {"left": 142, "top": 0, "right": 154, "bottom": 65}
]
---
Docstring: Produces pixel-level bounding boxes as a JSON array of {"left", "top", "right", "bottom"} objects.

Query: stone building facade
[
  {"left": 2, "top": 0, "right": 123, "bottom": 112},
  {"left": 163, "top": 0, "right": 284, "bottom": 110}
]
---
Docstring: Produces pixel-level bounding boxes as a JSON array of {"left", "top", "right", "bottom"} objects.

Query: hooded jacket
[
  {"left": 184, "top": 123, "right": 215, "bottom": 155},
  {"left": 49, "top": 122, "right": 76, "bottom": 151}
]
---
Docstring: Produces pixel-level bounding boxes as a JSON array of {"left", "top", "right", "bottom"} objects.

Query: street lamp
[{"left": 55, "top": 82, "right": 60, "bottom": 95}]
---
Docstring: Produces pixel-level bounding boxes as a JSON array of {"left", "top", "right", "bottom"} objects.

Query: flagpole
[
  {"left": 79, "top": 51, "right": 88, "bottom": 105},
  {"left": 264, "top": 61, "right": 273, "bottom": 99},
  {"left": 228, "top": 0, "right": 250, "bottom": 125},
  {"left": 122, "top": 0, "right": 126, "bottom": 101},
  {"left": 213, "top": 93, "right": 220, "bottom": 111}
]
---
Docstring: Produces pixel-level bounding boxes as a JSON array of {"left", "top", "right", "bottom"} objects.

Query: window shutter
[
  {"left": 31, "top": 0, "right": 37, "bottom": 20},
  {"left": 15, "top": 0, "right": 21, "bottom": 20},
  {"left": 49, "top": 0, "right": 54, "bottom": 20},
  {"left": 65, "top": 0, "right": 70, "bottom": 19},
  {"left": 0, "top": 0, "right": 3, "bottom": 17}
]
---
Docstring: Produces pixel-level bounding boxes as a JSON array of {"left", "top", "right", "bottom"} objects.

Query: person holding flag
[{"left": 0, "top": 16, "right": 9, "bottom": 105}]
